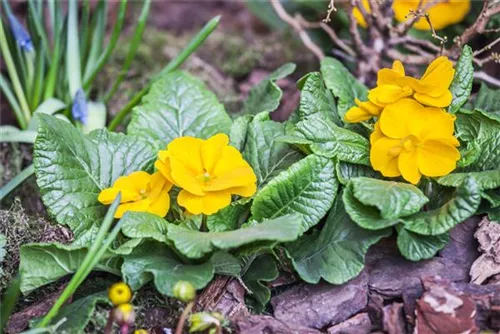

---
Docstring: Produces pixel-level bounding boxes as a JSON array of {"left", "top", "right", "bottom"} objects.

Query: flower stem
[
  {"left": 201, "top": 214, "right": 208, "bottom": 232},
  {"left": 175, "top": 301, "right": 195, "bottom": 334}
]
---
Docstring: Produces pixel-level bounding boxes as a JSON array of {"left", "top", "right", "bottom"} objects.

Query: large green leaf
[
  {"left": 437, "top": 170, "right": 500, "bottom": 190},
  {"left": 241, "top": 254, "right": 278, "bottom": 313},
  {"left": 448, "top": 45, "right": 473, "bottom": 113},
  {"left": 396, "top": 226, "right": 449, "bottom": 261},
  {"left": 284, "top": 114, "right": 370, "bottom": 165},
  {"left": 483, "top": 188, "right": 500, "bottom": 208},
  {"left": 298, "top": 72, "right": 340, "bottom": 125},
  {"left": 211, "top": 251, "right": 241, "bottom": 277},
  {"left": 120, "top": 212, "right": 170, "bottom": 242},
  {"left": 240, "top": 63, "right": 296, "bottom": 116},
  {"left": 456, "top": 110, "right": 500, "bottom": 172},
  {"left": 229, "top": 115, "right": 253, "bottom": 151},
  {"left": 251, "top": 154, "right": 338, "bottom": 232},
  {"left": 206, "top": 202, "right": 250, "bottom": 232},
  {"left": 473, "top": 83, "right": 500, "bottom": 121},
  {"left": 336, "top": 161, "right": 382, "bottom": 185},
  {"left": 320, "top": 57, "right": 368, "bottom": 118},
  {"left": 350, "top": 178, "right": 428, "bottom": 219},
  {"left": 34, "top": 114, "right": 155, "bottom": 237},
  {"left": 243, "top": 113, "right": 303, "bottom": 186},
  {"left": 121, "top": 241, "right": 214, "bottom": 296},
  {"left": 402, "top": 177, "right": 481, "bottom": 235},
  {"left": 167, "top": 214, "right": 303, "bottom": 259},
  {"left": 343, "top": 183, "right": 400, "bottom": 230},
  {"left": 287, "top": 197, "right": 391, "bottom": 285},
  {"left": 128, "top": 71, "right": 232, "bottom": 147}
]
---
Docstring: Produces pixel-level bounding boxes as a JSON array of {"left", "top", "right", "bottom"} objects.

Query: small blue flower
[
  {"left": 7, "top": 14, "right": 33, "bottom": 52},
  {"left": 72, "top": 89, "right": 88, "bottom": 125}
]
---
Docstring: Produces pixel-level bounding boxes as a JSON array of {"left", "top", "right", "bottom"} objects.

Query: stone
[
  {"left": 327, "top": 313, "right": 372, "bottom": 334},
  {"left": 233, "top": 315, "right": 321, "bottom": 334},
  {"left": 382, "top": 303, "right": 406, "bottom": 334}
]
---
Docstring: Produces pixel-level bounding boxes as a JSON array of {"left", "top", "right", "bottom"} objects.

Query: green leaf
[
  {"left": 298, "top": 72, "right": 340, "bottom": 125},
  {"left": 335, "top": 161, "right": 382, "bottom": 185},
  {"left": 240, "top": 63, "right": 296, "bottom": 115},
  {"left": 350, "top": 178, "right": 428, "bottom": 219},
  {"left": 448, "top": 45, "right": 473, "bottom": 113},
  {"left": 403, "top": 177, "right": 481, "bottom": 235},
  {"left": 206, "top": 202, "right": 249, "bottom": 232},
  {"left": 284, "top": 114, "right": 370, "bottom": 165},
  {"left": 241, "top": 254, "right": 278, "bottom": 313},
  {"left": 320, "top": 57, "right": 368, "bottom": 119},
  {"left": 128, "top": 71, "right": 232, "bottom": 148},
  {"left": 396, "top": 226, "right": 449, "bottom": 261},
  {"left": 19, "top": 243, "right": 118, "bottom": 294},
  {"left": 243, "top": 113, "right": 303, "bottom": 186},
  {"left": 229, "top": 115, "right": 253, "bottom": 151},
  {"left": 437, "top": 170, "right": 500, "bottom": 190},
  {"left": 455, "top": 110, "right": 500, "bottom": 172},
  {"left": 121, "top": 240, "right": 214, "bottom": 296},
  {"left": 34, "top": 115, "right": 155, "bottom": 237},
  {"left": 457, "top": 140, "right": 481, "bottom": 168},
  {"left": 120, "top": 212, "right": 170, "bottom": 242},
  {"left": 251, "top": 154, "right": 338, "bottom": 233},
  {"left": 167, "top": 214, "right": 303, "bottom": 259},
  {"left": 343, "top": 183, "right": 400, "bottom": 230},
  {"left": 287, "top": 197, "right": 391, "bottom": 285},
  {"left": 482, "top": 188, "right": 500, "bottom": 208},
  {"left": 473, "top": 83, "right": 500, "bottom": 122},
  {"left": 211, "top": 251, "right": 241, "bottom": 277},
  {"left": 0, "top": 126, "right": 37, "bottom": 143},
  {"left": 48, "top": 292, "right": 109, "bottom": 333}
]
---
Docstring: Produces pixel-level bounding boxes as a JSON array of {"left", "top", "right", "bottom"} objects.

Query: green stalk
[
  {"left": 79, "top": 0, "right": 91, "bottom": 63},
  {"left": 82, "top": 0, "right": 107, "bottom": 82},
  {"left": 31, "top": 45, "right": 45, "bottom": 109},
  {"left": 107, "top": 15, "right": 221, "bottom": 131},
  {"left": 103, "top": 0, "right": 151, "bottom": 103},
  {"left": 83, "top": 0, "right": 128, "bottom": 90},
  {"left": 0, "top": 164, "right": 34, "bottom": 201},
  {"left": 28, "top": 0, "right": 51, "bottom": 60},
  {"left": 37, "top": 194, "right": 122, "bottom": 328},
  {"left": 24, "top": 51, "right": 35, "bottom": 103},
  {"left": 43, "top": 14, "right": 64, "bottom": 100},
  {"left": 0, "top": 21, "right": 31, "bottom": 126},
  {"left": 66, "top": 0, "right": 81, "bottom": 99},
  {"left": 0, "top": 73, "right": 27, "bottom": 129}
]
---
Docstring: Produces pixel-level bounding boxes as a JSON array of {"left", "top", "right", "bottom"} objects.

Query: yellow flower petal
[
  {"left": 352, "top": 0, "right": 370, "bottom": 28},
  {"left": 114, "top": 199, "right": 150, "bottom": 218},
  {"left": 377, "top": 61, "right": 405, "bottom": 86},
  {"left": 370, "top": 121, "right": 384, "bottom": 145},
  {"left": 379, "top": 99, "right": 424, "bottom": 139},
  {"left": 368, "top": 85, "right": 412, "bottom": 105},
  {"left": 177, "top": 189, "right": 232, "bottom": 215},
  {"left": 114, "top": 171, "right": 150, "bottom": 193},
  {"left": 98, "top": 188, "right": 122, "bottom": 205},
  {"left": 414, "top": 90, "right": 453, "bottom": 108},
  {"left": 398, "top": 149, "right": 421, "bottom": 184},
  {"left": 370, "top": 137, "right": 402, "bottom": 177},
  {"left": 148, "top": 172, "right": 172, "bottom": 199},
  {"left": 417, "top": 140, "right": 460, "bottom": 177},
  {"left": 154, "top": 155, "right": 176, "bottom": 185},
  {"left": 201, "top": 133, "right": 229, "bottom": 174},
  {"left": 170, "top": 157, "right": 206, "bottom": 196},
  {"left": 167, "top": 136, "right": 204, "bottom": 175},
  {"left": 229, "top": 183, "right": 257, "bottom": 197},
  {"left": 206, "top": 164, "right": 257, "bottom": 192},
  {"left": 147, "top": 189, "right": 170, "bottom": 217},
  {"left": 344, "top": 106, "right": 373, "bottom": 123},
  {"left": 413, "top": 107, "right": 456, "bottom": 140}
]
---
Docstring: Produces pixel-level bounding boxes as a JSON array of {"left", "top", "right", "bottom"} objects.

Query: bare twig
[
  {"left": 269, "top": 0, "right": 325, "bottom": 60},
  {"left": 474, "top": 70, "right": 500, "bottom": 88},
  {"left": 423, "top": 13, "right": 448, "bottom": 54},
  {"left": 323, "top": 0, "right": 337, "bottom": 23},
  {"left": 473, "top": 36, "right": 500, "bottom": 56}
]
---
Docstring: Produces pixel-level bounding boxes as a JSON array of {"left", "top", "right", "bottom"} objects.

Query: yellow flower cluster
[
  {"left": 98, "top": 134, "right": 257, "bottom": 218},
  {"left": 345, "top": 57, "right": 460, "bottom": 184},
  {"left": 353, "top": 0, "right": 470, "bottom": 31}
]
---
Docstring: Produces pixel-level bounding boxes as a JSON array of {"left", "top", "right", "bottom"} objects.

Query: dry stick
[
  {"left": 367, "top": 0, "right": 386, "bottom": 30},
  {"left": 269, "top": 0, "right": 325, "bottom": 60},
  {"left": 474, "top": 71, "right": 500, "bottom": 88},
  {"left": 474, "top": 52, "right": 500, "bottom": 67},
  {"left": 395, "top": 0, "right": 424, "bottom": 35},
  {"left": 423, "top": 13, "right": 447, "bottom": 55},
  {"left": 348, "top": 0, "right": 369, "bottom": 55},
  {"left": 391, "top": 36, "right": 442, "bottom": 53},
  {"left": 175, "top": 301, "right": 195, "bottom": 334},
  {"left": 323, "top": 0, "right": 337, "bottom": 23},
  {"left": 473, "top": 36, "right": 500, "bottom": 57}
]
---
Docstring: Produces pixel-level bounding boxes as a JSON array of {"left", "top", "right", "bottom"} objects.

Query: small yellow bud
[
  {"left": 113, "top": 303, "right": 135, "bottom": 325},
  {"left": 109, "top": 282, "right": 132, "bottom": 306},
  {"left": 173, "top": 280, "right": 196, "bottom": 302},
  {"left": 134, "top": 330, "right": 148, "bottom": 334},
  {"left": 189, "top": 312, "right": 222, "bottom": 333}
]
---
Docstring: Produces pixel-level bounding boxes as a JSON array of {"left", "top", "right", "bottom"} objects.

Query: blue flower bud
[
  {"left": 71, "top": 89, "right": 88, "bottom": 125},
  {"left": 7, "top": 14, "right": 33, "bottom": 52}
]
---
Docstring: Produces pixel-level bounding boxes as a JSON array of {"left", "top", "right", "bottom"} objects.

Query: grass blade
[
  {"left": 0, "top": 277, "right": 21, "bottom": 334},
  {"left": 82, "top": 0, "right": 107, "bottom": 82},
  {"left": 79, "top": 0, "right": 90, "bottom": 62},
  {"left": 30, "top": 43, "right": 45, "bottom": 109},
  {"left": 0, "top": 73, "right": 26, "bottom": 128},
  {"left": 66, "top": 0, "right": 81, "bottom": 99},
  {"left": 0, "top": 164, "right": 35, "bottom": 201},
  {"left": 28, "top": 0, "right": 50, "bottom": 60}
]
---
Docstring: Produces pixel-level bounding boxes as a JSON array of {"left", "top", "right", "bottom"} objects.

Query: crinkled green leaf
[
  {"left": 251, "top": 155, "right": 338, "bottom": 232},
  {"left": 34, "top": 114, "right": 155, "bottom": 237},
  {"left": 128, "top": 71, "right": 232, "bottom": 147},
  {"left": 449, "top": 45, "right": 473, "bottom": 113},
  {"left": 243, "top": 113, "right": 303, "bottom": 187},
  {"left": 284, "top": 114, "right": 370, "bottom": 165},
  {"left": 241, "top": 254, "right": 278, "bottom": 313},
  {"left": 121, "top": 240, "right": 214, "bottom": 295},
  {"left": 320, "top": 57, "right": 368, "bottom": 118},
  {"left": 473, "top": 83, "right": 500, "bottom": 122},
  {"left": 455, "top": 109, "right": 500, "bottom": 172},
  {"left": 229, "top": 115, "right": 253, "bottom": 151},
  {"left": 396, "top": 226, "right": 449, "bottom": 261},
  {"left": 403, "top": 177, "right": 481, "bottom": 235},
  {"left": 211, "top": 251, "right": 241, "bottom": 277},
  {"left": 457, "top": 140, "right": 481, "bottom": 168},
  {"left": 483, "top": 188, "right": 500, "bottom": 208},
  {"left": 207, "top": 202, "right": 250, "bottom": 232},
  {"left": 335, "top": 161, "right": 382, "bottom": 185},
  {"left": 240, "top": 63, "right": 296, "bottom": 115},
  {"left": 343, "top": 183, "right": 400, "bottom": 230},
  {"left": 437, "top": 170, "right": 500, "bottom": 190},
  {"left": 351, "top": 177, "right": 428, "bottom": 219},
  {"left": 298, "top": 72, "right": 340, "bottom": 125},
  {"left": 120, "top": 212, "right": 170, "bottom": 242},
  {"left": 167, "top": 214, "right": 303, "bottom": 259},
  {"left": 287, "top": 197, "right": 391, "bottom": 284}
]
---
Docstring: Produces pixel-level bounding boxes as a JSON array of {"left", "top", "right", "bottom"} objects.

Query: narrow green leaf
[
  {"left": 66, "top": 0, "right": 82, "bottom": 98},
  {"left": 448, "top": 45, "right": 473, "bottom": 113},
  {"left": 0, "top": 126, "right": 37, "bottom": 143},
  {"left": 0, "top": 164, "right": 34, "bottom": 201}
]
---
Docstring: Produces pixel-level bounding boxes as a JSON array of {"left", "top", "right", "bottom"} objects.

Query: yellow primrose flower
[
  {"left": 370, "top": 99, "right": 460, "bottom": 184},
  {"left": 345, "top": 98, "right": 383, "bottom": 123},
  {"left": 352, "top": 0, "right": 371, "bottom": 27},
  {"left": 155, "top": 134, "right": 257, "bottom": 215},
  {"left": 393, "top": 0, "right": 470, "bottom": 31},
  {"left": 109, "top": 282, "right": 132, "bottom": 306},
  {"left": 98, "top": 171, "right": 172, "bottom": 218},
  {"left": 369, "top": 57, "right": 455, "bottom": 108}
]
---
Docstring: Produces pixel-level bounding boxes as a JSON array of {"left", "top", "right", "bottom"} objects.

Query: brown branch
[
  {"left": 473, "top": 36, "right": 500, "bottom": 57},
  {"left": 390, "top": 36, "right": 441, "bottom": 53},
  {"left": 348, "top": 0, "right": 369, "bottom": 55},
  {"left": 386, "top": 49, "right": 435, "bottom": 65},
  {"left": 474, "top": 70, "right": 500, "bottom": 88},
  {"left": 323, "top": 0, "right": 337, "bottom": 23},
  {"left": 269, "top": 0, "right": 325, "bottom": 60},
  {"left": 320, "top": 22, "right": 357, "bottom": 57}
]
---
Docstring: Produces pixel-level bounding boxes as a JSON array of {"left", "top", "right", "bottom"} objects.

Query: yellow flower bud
[
  {"left": 113, "top": 303, "right": 136, "bottom": 326},
  {"left": 173, "top": 280, "right": 196, "bottom": 302},
  {"left": 134, "top": 330, "right": 148, "bottom": 334},
  {"left": 109, "top": 282, "right": 132, "bottom": 306}
]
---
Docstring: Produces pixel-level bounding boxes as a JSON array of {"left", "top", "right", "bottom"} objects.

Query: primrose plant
[{"left": 15, "top": 43, "right": 500, "bottom": 331}]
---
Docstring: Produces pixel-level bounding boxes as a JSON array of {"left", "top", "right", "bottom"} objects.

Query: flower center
[
  {"left": 388, "top": 136, "right": 420, "bottom": 157},
  {"left": 202, "top": 171, "right": 211, "bottom": 182},
  {"left": 139, "top": 188, "right": 148, "bottom": 199}
]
